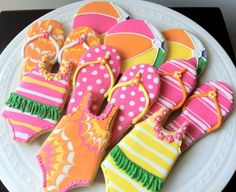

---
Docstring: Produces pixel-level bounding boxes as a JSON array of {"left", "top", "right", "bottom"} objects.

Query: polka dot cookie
[
  {"left": 107, "top": 64, "right": 161, "bottom": 146},
  {"left": 67, "top": 45, "right": 121, "bottom": 115},
  {"left": 58, "top": 27, "right": 102, "bottom": 75}
]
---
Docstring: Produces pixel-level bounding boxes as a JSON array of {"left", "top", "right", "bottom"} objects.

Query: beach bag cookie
[
  {"left": 37, "top": 92, "right": 119, "bottom": 192},
  {"left": 2, "top": 56, "right": 71, "bottom": 143},
  {"left": 67, "top": 45, "right": 121, "bottom": 115},
  {"left": 107, "top": 64, "right": 161, "bottom": 146},
  {"left": 104, "top": 20, "right": 166, "bottom": 72},
  {"left": 58, "top": 27, "right": 102, "bottom": 74},
  {"left": 144, "top": 58, "right": 198, "bottom": 121},
  {"left": 73, "top": 1, "right": 129, "bottom": 35},
  {"left": 102, "top": 107, "right": 188, "bottom": 192},
  {"left": 166, "top": 81, "right": 234, "bottom": 151},
  {"left": 21, "top": 20, "right": 65, "bottom": 75},
  {"left": 163, "top": 29, "right": 207, "bottom": 75}
]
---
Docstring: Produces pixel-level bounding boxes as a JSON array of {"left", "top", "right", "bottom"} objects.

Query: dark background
[{"left": 0, "top": 7, "right": 235, "bottom": 192}]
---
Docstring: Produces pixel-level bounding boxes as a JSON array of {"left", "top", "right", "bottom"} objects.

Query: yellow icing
[
  {"left": 165, "top": 41, "right": 193, "bottom": 61},
  {"left": 121, "top": 47, "right": 158, "bottom": 73},
  {"left": 9, "top": 119, "right": 42, "bottom": 132},
  {"left": 22, "top": 76, "right": 66, "bottom": 94}
]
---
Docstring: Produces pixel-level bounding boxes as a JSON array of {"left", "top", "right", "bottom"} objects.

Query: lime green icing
[
  {"left": 197, "top": 57, "right": 206, "bottom": 75},
  {"left": 110, "top": 146, "right": 165, "bottom": 192},
  {"left": 153, "top": 48, "right": 166, "bottom": 69},
  {"left": 6, "top": 92, "right": 61, "bottom": 121}
]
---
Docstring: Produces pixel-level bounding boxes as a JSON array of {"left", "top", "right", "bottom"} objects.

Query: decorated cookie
[
  {"left": 67, "top": 45, "right": 121, "bottom": 115},
  {"left": 107, "top": 64, "right": 161, "bottom": 146},
  {"left": 104, "top": 20, "right": 166, "bottom": 72},
  {"left": 144, "top": 58, "right": 198, "bottom": 120},
  {"left": 21, "top": 20, "right": 65, "bottom": 75},
  {"left": 166, "top": 81, "right": 234, "bottom": 151},
  {"left": 58, "top": 27, "right": 102, "bottom": 74},
  {"left": 102, "top": 107, "right": 188, "bottom": 192},
  {"left": 73, "top": 1, "right": 129, "bottom": 35},
  {"left": 37, "top": 92, "right": 118, "bottom": 192},
  {"left": 163, "top": 29, "right": 207, "bottom": 75},
  {"left": 2, "top": 56, "right": 71, "bottom": 142}
]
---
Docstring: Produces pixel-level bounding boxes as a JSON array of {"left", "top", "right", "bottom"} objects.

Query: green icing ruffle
[
  {"left": 6, "top": 92, "right": 62, "bottom": 121},
  {"left": 110, "top": 146, "right": 165, "bottom": 192}
]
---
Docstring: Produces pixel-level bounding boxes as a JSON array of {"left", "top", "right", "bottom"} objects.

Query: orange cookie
[
  {"left": 58, "top": 27, "right": 102, "bottom": 74},
  {"left": 37, "top": 92, "right": 118, "bottom": 192},
  {"left": 21, "top": 20, "right": 65, "bottom": 75}
]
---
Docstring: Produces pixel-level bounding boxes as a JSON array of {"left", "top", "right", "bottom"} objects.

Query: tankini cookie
[
  {"left": 2, "top": 56, "right": 71, "bottom": 143},
  {"left": 102, "top": 107, "right": 188, "bottom": 192},
  {"left": 37, "top": 92, "right": 119, "bottom": 192},
  {"left": 58, "top": 27, "right": 102, "bottom": 75},
  {"left": 104, "top": 20, "right": 166, "bottom": 73},
  {"left": 73, "top": 1, "right": 129, "bottom": 35},
  {"left": 102, "top": 82, "right": 233, "bottom": 192},
  {"left": 67, "top": 45, "right": 121, "bottom": 115},
  {"left": 163, "top": 28, "right": 207, "bottom": 75},
  {"left": 21, "top": 20, "right": 65, "bottom": 75}
]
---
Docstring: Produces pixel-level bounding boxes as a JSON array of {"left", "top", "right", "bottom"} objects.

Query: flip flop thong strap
[
  {"left": 21, "top": 25, "right": 60, "bottom": 65},
  {"left": 72, "top": 52, "right": 115, "bottom": 96},
  {"left": 107, "top": 72, "right": 150, "bottom": 124},
  {"left": 182, "top": 88, "right": 223, "bottom": 132},
  {"left": 58, "top": 34, "right": 90, "bottom": 64},
  {"left": 159, "top": 68, "right": 188, "bottom": 111}
]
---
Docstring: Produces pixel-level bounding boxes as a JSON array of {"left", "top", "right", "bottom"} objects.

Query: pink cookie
[
  {"left": 104, "top": 19, "right": 166, "bottom": 73},
  {"left": 144, "top": 58, "right": 198, "bottom": 120},
  {"left": 166, "top": 81, "right": 234, "bottom": 151},
  {"left": 2, "top": 57, "right": 71, "bottom": 143},
  {"left": 73, "top": 1, "right": 129, "bottom": 34},
  {"left": 108, "top": 64, "right": 161, "bottom": 146},
  {"left": 67, "top": 45, "right": 121, "bottom": 115}
]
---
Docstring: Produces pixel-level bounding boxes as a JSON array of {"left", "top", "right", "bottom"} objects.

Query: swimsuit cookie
[
  {"left": 73, "top": 1, "right": 129, "bottom": 34},
  {"left": 163, "top": 29, "right": 207, "bottom": 75},
  {"left": 21, "top": 20, "right": 65, "bottom": 75},
  {"left": 2, "top": 56, "right": 71, "bottom": 142},
  {"left": 102, "top": 107, "right": 188, "bottom": 192},
  {"left": 37, "top": 92, "right": 118, "bottom": 192},
  {"left": 104, "top": 20, "right": 166, "bottom": 72}
]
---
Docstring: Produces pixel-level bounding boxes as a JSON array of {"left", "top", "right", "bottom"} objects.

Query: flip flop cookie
[
  {"left": 163, "top": 29, "right": 207, "bottom": 75},
  {"left": 104, "top": 20, "right": 166, "bottom": 73},
  {"left": 37, "top": 92, "right": 119, "bottom": 192},
  {"left": 67, "top": 45, "right": 121, "bottom": 115},
  {"left": 2, "top": 56, "right": 71, "bottom": 142},
  {"left": 102, "top": 107, "right": 188, "bottom": 192},
  {"left": 144, "top": 58, "right": 198, "bottom": 120},
  {"left": 107, "top": 64, "right": 161, "bottom": 146},
  {"left": 22, "top": 20, "right": 65, "bottom": 75},
  {"left": 58, "top": 27, "right": 102, "bottom": 74},
  {"left": 73, "top": 1, "right": 129, "bottom": 35},
  {"left": 166, "top": 81, "right": 234, "bottom": 151}
]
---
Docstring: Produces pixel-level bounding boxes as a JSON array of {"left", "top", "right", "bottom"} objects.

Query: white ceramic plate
[{"left": 0, "top": 0, "right": 236, "bottom": 191}]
